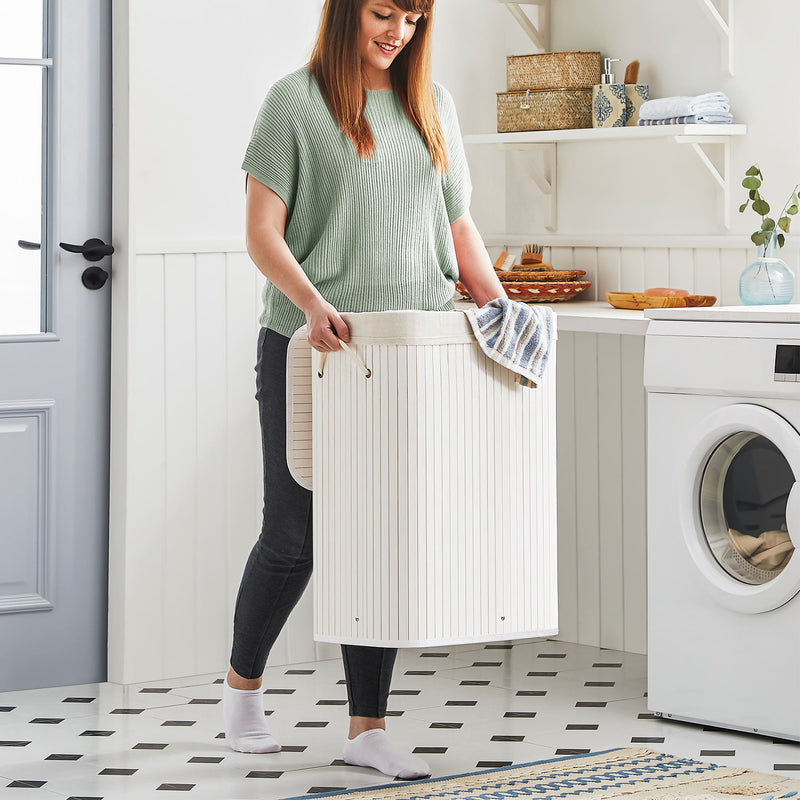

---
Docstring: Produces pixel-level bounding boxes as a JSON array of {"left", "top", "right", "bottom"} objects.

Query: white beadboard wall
[
  {"left": 110, "top": 241, "right": 795, "bottom": 680},
  {"left": 555, "top": 329, "right": 647, "bottom": 655},
  {"left": 107, "top": 250, "right": 338, "bottom": 685}
]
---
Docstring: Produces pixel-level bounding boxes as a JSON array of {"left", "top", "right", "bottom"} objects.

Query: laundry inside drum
[{"left": 699, "top": 432, "right": 795, "bottom": 584}]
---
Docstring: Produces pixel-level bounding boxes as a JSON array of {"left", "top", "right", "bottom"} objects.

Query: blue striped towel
[
  {"left": 638, "top": 113, "right": 733, "bottom": 125},
  {"left": 464, "top": 298, "right": 555, "bottom": 388}
]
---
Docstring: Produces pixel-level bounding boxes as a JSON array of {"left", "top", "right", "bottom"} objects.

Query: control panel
[{"left": 774, "top": 344, "right": 800, "bottom": 381}]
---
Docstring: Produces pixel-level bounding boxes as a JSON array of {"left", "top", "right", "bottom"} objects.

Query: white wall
[{"left": 128, "top": 0, "right": 508, "bottom": 251}]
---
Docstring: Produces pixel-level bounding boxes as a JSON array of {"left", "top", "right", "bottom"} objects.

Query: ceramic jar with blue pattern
[
  {"left": 592, "top": 83, "right": 626, "bottom": 128},
  {"left": 624, "top": 84, "right": 649, "bottom": 126}
]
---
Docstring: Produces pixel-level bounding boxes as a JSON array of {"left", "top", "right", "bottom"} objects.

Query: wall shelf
[{"left": 463, "top": 125, "right": 747, "bottom": 231}]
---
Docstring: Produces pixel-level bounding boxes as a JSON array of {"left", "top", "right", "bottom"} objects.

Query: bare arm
[
  {"left": 450, "top": 211, "right": 507, "bottom": 307},
  {"left": 246, "top": 175, "right": 349, "bottom": 350}
]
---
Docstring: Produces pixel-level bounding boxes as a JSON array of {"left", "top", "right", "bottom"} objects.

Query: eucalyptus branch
[{"left": 739, "top": 166, "right": 798, "bottom": 248}]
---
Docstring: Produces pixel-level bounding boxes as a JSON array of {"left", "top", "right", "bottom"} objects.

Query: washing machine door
[{"left": 680, "top": 403, "right": 800, "bottom": 613}]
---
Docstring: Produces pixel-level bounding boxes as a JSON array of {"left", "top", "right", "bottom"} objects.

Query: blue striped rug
[{"left": 286, "top": 747, "right": 800, "bottom": 800}]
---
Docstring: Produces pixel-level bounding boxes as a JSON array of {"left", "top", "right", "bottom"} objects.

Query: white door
[{"left": 0, "top": 0, "right": 111, "bottom": 690}]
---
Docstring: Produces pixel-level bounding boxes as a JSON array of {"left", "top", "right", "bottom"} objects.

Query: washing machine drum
[
  {"left": 682, "top": 404, "right": 800, "bottom": 613},
  {"left": 703, "top": 433, "right": 795, "bottom": 582}
]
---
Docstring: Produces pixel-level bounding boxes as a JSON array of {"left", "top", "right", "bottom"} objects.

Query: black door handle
[
  {"left": 18, "top": 240, "right": 41, "bottom": 250},
  {"left": 59, "top": 238, "right": 114, "bottom": 262}
]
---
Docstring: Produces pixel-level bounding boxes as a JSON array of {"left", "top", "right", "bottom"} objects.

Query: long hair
[{"left": 308, "top": 0, "right": 449, "bottom": 173}]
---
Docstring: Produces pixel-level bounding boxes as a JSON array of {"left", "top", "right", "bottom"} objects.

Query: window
[{"left": 0, "top": 1, "right": 49, "bottom": 335}]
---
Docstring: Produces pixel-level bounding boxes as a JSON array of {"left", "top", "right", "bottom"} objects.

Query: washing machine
[{"left": 644, "top": 305, "right": 800, "bottom": 741}]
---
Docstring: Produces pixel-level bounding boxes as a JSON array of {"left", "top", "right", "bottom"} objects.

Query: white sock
[
  {"left": 343, "top": 729, "right": 430, "bottom": 780},
  {"left": 222, "top": 679, "right": 281, "bottom": 753}
]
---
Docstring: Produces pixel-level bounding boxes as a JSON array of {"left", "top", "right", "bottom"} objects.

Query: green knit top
[{"left": 242, "top": 66, "right": 472, "bottom": 337}]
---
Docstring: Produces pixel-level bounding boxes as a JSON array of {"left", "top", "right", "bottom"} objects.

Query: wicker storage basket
[
  {"left": 507, "top": 51, "right": 601, "bottom": 92},
  {"left": 497, "top": 88, "right": 592, "bottom": 132}
]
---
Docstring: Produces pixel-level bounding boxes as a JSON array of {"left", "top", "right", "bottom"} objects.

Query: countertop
[{"left": 454, "top": 299, "right": 650, "bottom": 336}]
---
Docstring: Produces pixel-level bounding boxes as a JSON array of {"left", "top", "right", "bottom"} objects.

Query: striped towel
[
  {"left": 464, "top": 298, "right": 555, "bottom": 388},
  {"left": 638, "top": 113, "right": 733, "bottom": 125}
]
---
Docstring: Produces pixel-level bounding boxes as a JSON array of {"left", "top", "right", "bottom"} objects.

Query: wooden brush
[
  {"left": 493, "top": 250, "right": 509, "bottom": 271},
  {"left": 624, "top": 59, "right": 640, "bottom": 84},
  {"left": 521, "top": 243, "right": 544, "bottom": 265}
]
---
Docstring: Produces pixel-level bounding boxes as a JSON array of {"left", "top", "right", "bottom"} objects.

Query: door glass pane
[
  {"left": 0, "top": 2, "right": 43, "bottom": 59},
  {"left": 700, "top": 432, "right": 795, "bottom": 585},
  {"left": 0, "top": 65, "right": 44, "bottom": 335}
]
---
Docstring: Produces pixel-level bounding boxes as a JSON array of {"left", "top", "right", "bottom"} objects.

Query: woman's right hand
[{"left": 304, "top": 297, "right": 350, "bottom": 352}]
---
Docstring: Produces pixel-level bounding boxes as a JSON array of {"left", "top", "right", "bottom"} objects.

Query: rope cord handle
[{"left": 317, "top": 339, "right": 371, "bottom": 379}]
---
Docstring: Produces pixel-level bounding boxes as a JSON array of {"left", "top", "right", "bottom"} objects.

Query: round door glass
[{"left": 699, "top": 432, "right": 795, "bottom": 585}]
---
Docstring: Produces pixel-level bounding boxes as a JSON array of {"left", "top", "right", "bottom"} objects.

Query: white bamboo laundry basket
[{"left": 286, "top": 310, "right": 558, "bottom": 648}]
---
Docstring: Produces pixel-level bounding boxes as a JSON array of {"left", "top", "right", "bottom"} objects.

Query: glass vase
[{"left": 739, "top": 234, "right": 794, "bottom": 305}]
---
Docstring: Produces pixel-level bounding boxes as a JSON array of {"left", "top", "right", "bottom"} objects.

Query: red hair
[{"left": 308, "top": 0, "right": 449, "bottom": 173}]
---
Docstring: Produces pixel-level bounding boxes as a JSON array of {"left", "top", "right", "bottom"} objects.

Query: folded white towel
[
  {"left": 639, "top": 92, "right": 730, "bottom": 120},
  {"left": 464, "top": 298, "right": 555, "bottom": 388}
]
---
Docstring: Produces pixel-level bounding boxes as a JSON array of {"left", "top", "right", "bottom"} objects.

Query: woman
[{"left": 224, "top": 0, "right": 506, "bottom": 781}]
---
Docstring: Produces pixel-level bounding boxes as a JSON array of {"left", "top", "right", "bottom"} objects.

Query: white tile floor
[{"left": 1, "top": 639, "right": 800, "bottom": 799}]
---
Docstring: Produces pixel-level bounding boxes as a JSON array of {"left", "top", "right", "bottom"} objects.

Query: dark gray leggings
[{"left": 230, "top": 326, "right": 397, "bottom": 717}]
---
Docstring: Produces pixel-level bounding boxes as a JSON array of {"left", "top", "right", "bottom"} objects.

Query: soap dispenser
[{"left": 592, "top": 57, "right": 626, "bottom": 128}]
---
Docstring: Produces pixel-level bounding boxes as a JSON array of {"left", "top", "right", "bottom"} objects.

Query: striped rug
[{"left": 287, "top": 747, "right": 800, "bottom": 800}]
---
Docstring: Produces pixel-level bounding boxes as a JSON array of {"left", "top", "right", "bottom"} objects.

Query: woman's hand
[{"left": 304, "top": 297, "right": 350, "bottom": 352}]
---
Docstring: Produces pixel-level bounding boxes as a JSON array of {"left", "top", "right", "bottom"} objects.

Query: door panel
[{"left": 0, "top": 0, "right": 111, "bottom": 690}]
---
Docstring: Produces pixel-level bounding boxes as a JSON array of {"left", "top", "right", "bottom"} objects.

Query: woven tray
[
  {"left": 507, "top": 51, "right": 601, "bottom": 92},
  {"left": 497, "top": 88, "right": 592, "bottom": 132},
  {"left": 458, "top": 280, "right": 592, "bottom": 303},
  {"left": 497, "top": 269, "right": 587, "bottom": 283}
]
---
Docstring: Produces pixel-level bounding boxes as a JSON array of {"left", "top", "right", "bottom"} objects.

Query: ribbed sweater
[{"left": 242, "top": 66, "right": 472, "bottom": 337}]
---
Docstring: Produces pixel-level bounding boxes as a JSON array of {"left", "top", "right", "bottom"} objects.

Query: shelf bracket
[
  {"left": 675, "top": 135, "right": 731, "bottom": 229},
  {"left": 502, "top": 142, "right": 557, "bottom": 231},
  {"left": 696, "top": 0, "right": 734, "bottom": 75},
  {"left": 499, "top": 0, "right": 550, "bottom": 52}
]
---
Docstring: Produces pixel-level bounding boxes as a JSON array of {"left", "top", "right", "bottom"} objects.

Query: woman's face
[{"left": 358, "top": 0, "right": 422, "bottom": 89}]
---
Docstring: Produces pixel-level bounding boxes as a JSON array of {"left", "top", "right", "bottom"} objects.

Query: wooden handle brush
[
  {"left": 623, "top": 59, "right": 640, "bottom": 84},
  {"left": 520, "top": 243, "right": 544, "bottom": 265}
]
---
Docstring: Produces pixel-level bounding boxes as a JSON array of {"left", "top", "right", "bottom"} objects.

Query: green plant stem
[{"left": 777, "top": 183, "right": 800, "bottom": 226}]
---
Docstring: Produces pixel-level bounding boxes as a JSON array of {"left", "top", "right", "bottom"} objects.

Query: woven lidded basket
[
  {"left": 497, "top": 88, "right": 592, "bottom": 133},
  {"left": 507, "top": 51, "right": 601, "bottom": 92}
]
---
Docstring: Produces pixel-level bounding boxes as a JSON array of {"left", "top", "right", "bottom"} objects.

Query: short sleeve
[
  {"left": 241, "top": 79, "right": 299, "bottom": 214},
  {"left": 435, "top": 84, "right": 472, "bottom": 224}
]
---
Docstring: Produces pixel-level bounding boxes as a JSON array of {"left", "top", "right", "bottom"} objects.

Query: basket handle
[{"left": 317, "top": 339, "right": 371, "bottom": 379}]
